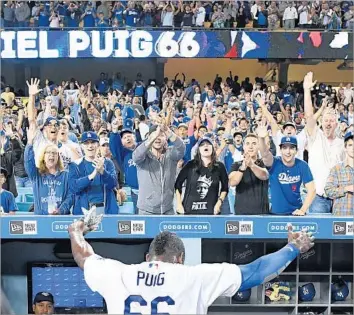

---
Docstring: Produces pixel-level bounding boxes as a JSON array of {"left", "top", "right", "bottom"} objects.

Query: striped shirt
[{"left": 324, "top": 160, "right": 354, "bottom": 216}]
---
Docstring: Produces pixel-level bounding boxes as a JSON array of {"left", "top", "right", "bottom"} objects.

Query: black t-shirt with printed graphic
[
  {"left": 230, "top": 159, "right": 269, "bottom": 215},
  {"left": 175, "top": 160, "right": 229, "bottom": 215}
]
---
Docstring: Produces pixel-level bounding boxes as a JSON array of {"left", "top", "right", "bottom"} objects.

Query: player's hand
[
  {"left": 292, "top": 209, "right": 306, "bottom": 216},
  {"left": 68, "top": 206, "right": 103, "bottom": 235},
  {"left": 287, "top": 224, "right": 314, "bottom": 254},
  {"left": 176, "top": 203, "right": 185, "bottom": 215}
]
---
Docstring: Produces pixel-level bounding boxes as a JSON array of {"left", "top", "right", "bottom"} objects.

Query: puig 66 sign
[{"left": 1, "top": 30, "right": 200, "bottom": 59}]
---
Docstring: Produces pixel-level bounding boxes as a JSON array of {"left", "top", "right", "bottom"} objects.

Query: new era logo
[
  {"left": 10, "top": 221, "right": 23, "bottom": 234},
  {"left": 131, "top": 221, "right": 145, "bottom": 235},
  {"left": 333, "top": 222, "right": 346, "bottom": 235},
  {"left": 9, "top": 221, "right": 37, "bottom": 235},
  {"left": 118, "top": 221, "right": 131, "bottom": 234},
  {"left": 118, "top": 221, "right": 146, "bottom": 235},
  {"left": 226, "top": 221, "right": 239, "bottom": 234}
]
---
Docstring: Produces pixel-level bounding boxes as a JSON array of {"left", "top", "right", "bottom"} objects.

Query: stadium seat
[
  {"left": 118, "top": 202, "right": 135, "bottom": 215},
  {"left": 24, "top": 194, "right": 34, "bottom": 203},
  {"left": 17, "top": 187, "right": 34, "bottom": 195},
  {"left": 15, "top": 195, "right": 23, "bottom": 203},
  {"left": 16, "top": 202, "right": 32, "bottom": 212}
]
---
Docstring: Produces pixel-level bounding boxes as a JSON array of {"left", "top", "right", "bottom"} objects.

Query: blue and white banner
[
  {"left": 1, "top": 30, "right": 352, "bottom": 59},
  {"left": 1, "top": 215, "right": 353, "bottom": 239}
]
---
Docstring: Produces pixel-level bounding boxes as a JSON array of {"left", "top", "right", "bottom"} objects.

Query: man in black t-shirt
[{"left": 229, "top": 134, "right": 269, "bottom": 215}]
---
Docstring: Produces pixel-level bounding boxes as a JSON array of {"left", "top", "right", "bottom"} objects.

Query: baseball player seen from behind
[{"left": 68, "top": 207, "right": 314, "bottom": 315}]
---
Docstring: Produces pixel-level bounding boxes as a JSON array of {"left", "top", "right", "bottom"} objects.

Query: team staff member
[
  {"left": 133, "top": 124, "right": 185, "bottom": 215},
  {"left": 229, "top": 134, "right": 269, "bottom": 215},
  {"left": 257, "top": 122, "right": 316, "bottom": 216},
  {"left": 325, "top": 131, "right": 354, "bottom": 216},
  {"left": 25, "top": 125, "right": 72, "bottom": 215},
  {"left": 33, "top": 292, "right": 54, "bottom": 315},
  {"left": 68, "top": 131, "right": 118, "bottom": 215},
  {"left": 175, "top": 137, "right": 228, "bottom": 215}
]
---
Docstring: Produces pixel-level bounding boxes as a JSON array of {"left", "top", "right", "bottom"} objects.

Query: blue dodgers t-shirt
[
  {"left": 0, "top": 190, "right": 18, "bottom": 213},
  {"left": 268, "top": 157, "right": 314, "bottom": 215}
]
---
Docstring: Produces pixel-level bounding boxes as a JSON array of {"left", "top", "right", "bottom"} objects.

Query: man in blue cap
[
  {"left": 257, "top": 122, "right": 316, "bottom": 216},
  {"left": 109, "top": 126, "right": 140, "bottom": 213},
  {"left": 68, "top": 131, "right": 118, "bottom": 215},
  {"left": 32, "top": 292, "right": 54, "bottom": 315}
]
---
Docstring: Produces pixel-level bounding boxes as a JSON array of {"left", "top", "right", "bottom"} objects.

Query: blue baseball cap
[
  {"left": 331, "top": 279, "right": 349, "bottom": 302},
  {"left": 81, "top": 131, "right": 99, "bottom": 143},
  {"left": 344, "top": 131, "right": 353, "bottom": 142},
  {"left": 182, "top": 116, "right": 191, "bottom": 124},
  {"left": 120, "top": 128, "right": 134, "bottom": 138},
  {"left": 298, "top": 283, "right": 316, "bottom": 302},
  {"left": 0, "top": 130, "right": 5, "bottom": 137},
  {"left": 114, "top": 103, "right": 122, "bottom": 110},
  {"left": 34, "top": 292, "right": 54, "bottom": 304},
  {"left": 43, "top": 116, "right": 59, "bottom": 127},
  {"left": 340, "top": 117, "right": 349, "bottom": 125},
  {"left": 197, "top": 137, "right": 213, "bottom": 146},
  {"left": 280, "top": 136, "right": 298, "bottom": 148},
  {"left": 232, "top": 289, "right": 252, "bottom": 302}
]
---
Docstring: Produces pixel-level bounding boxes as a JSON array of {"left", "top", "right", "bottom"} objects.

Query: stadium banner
[
  {"left": 2, "top": 216, "right": 353, "bottom": 239},
  {"left": 0, "top": 30, "right": 352, "bottom": 59}
]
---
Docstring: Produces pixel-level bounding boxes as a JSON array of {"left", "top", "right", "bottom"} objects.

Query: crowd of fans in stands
[
  {"left": 1, "top": 69, "right": 353, "bottom": 217},
  {"left": 1, "top": 0, "right": 354, "bottom": 30}
]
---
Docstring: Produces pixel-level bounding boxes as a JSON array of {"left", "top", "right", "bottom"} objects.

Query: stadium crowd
[
  {"left": 0, "top": 69, "right": 353, "bottom": 217},
  {"left": 1, "top": 0, "right": 354, "bottom": 30}
]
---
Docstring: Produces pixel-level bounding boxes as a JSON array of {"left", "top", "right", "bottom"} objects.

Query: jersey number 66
[{"left": 124, "top": 295, "right": 175, "bottom": 315}]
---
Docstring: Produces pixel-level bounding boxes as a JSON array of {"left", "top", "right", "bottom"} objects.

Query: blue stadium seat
[
  {"left": 17, "top": 187, "right": 34, "bottom": 195},
  {"left": 24, "top": 194, "right": 34, "bottom": 203},
  {"left": 16, "top": 202, "right": 32, "bottom": 212},
  {"left": 15, "top": 195, "right": 23, "bottom": 203},
  {"left": 119, "top": 202, "right": 135, "bottom": 214}
]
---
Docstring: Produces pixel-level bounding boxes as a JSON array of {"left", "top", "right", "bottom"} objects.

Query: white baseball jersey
[{"left": 84, "top": 255, "right": 242, "bottom": 314}]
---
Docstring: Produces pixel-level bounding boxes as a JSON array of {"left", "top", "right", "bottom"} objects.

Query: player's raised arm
[
  {"left": 238, "top": 224, "right": 314, "bottom": 291},
  {"left": 68, "top": 207, "right": 103, "bottom": 269}
]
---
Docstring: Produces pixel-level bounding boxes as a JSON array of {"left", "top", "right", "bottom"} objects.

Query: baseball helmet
[
  {"left": 298, "top": 283, "right": 316, "bottom": 302},
  {"left": 232, "top": 289, "right": 251, "bottom": 302},
  {"left": 331, "top": 278, "right": 349, "bottom": 302}
]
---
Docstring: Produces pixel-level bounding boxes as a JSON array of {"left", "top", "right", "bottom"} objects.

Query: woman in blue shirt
[{"left": 24, "top": 126, "right": 72, "bottom": 215}]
